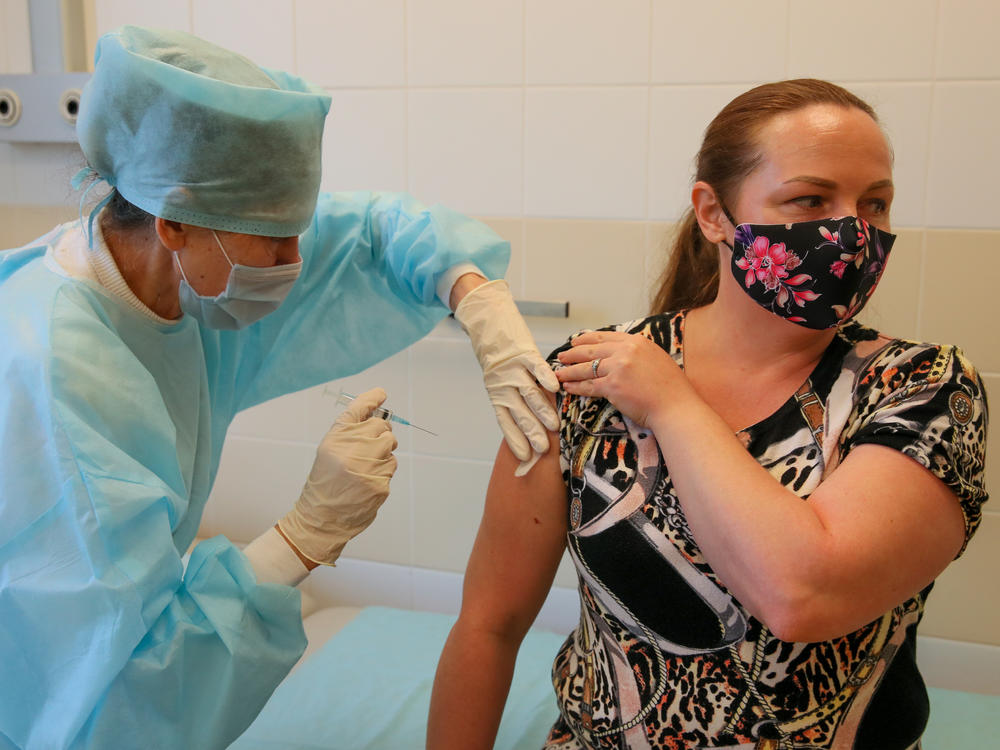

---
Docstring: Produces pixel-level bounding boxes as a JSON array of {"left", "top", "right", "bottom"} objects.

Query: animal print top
[{"left": 544, "top": 311, "right": 988, "bottom": 750}]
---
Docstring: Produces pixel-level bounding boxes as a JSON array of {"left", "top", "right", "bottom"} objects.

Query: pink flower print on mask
[
  {"left": 830, "top": 260, "right": 848, "bottom": 278},
  {"left": 735, "top": 236, "right": 801, "bottom": 291}
]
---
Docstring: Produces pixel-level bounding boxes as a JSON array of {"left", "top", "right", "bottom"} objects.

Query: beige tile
[
  {"left": 644, "top": 221, "right": 677, "bottom": 314},
  {"left": 478, "top": 217, "right": 525, "bottom": 296},
  {"left": 984, "top": 373, "right": 999, "bottom": 500},
  {"left": 921, "top": 230, "right": 1000, "bottom": 372},
  {"left": 411, "top": 456, "right": 494, "bottom": 573},
  {"left": 0, "top": 0, "right": 31, "bottom": 72},
  {"left": 523, "top": 218, "right": 648, "bottom": 346},
  {"left": 920, "top": 510, "right": 1000, "bottom": 645},
  {"left": 0, "top": 203, "right": 77, "bottom": 248},
  {"left": 857, "top": 228, "right": 922, "bottom": 341}
]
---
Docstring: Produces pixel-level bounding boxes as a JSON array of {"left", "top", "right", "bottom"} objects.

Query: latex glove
[
  {"left": 453, "top": 279, "right": 560, "bottom": 477},
  {"left": 278, "top": 387, "right": 397, "bottom": 566}
]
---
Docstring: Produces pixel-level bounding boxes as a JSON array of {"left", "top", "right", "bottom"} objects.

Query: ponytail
[{"left": 650, "top": 209, "right": 719, "bottom": 315}]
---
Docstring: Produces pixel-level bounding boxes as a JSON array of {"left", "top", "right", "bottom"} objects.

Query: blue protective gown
[{"left": 0, "top": 191, "right": 508, "bottom": 750}]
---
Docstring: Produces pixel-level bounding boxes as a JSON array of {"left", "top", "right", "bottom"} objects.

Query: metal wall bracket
[
  {"left": 515, "top": 299, "right": 570, "bottom": 318},
  {"left": 0, "top": 72, "right": 89, "bottom": 142}
]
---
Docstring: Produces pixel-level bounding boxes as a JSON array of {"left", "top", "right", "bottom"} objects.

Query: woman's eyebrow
[{"left": 782, "top": 176, "right": 894, "bottom": 191}]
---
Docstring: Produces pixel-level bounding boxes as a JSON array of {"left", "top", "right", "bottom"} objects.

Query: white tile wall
[
  {"left": 407, "top": 0, "right": 522, "bottom": 86},
  {"left": 647, "top": 85, "right": 747, "bottom": 221},
  {"left": 192, "top": 0, "right": 295, "bottom": 73},
  {"left": 295, "top": 0, "right": 406, "bottom": 88},
  {"left": 321, "top": 90, "right": 407, "bottom": 193},
  {"left": 935, "top": 0, "right": 1000, "bottom": 80},
  {"left": 524, "top": 88, "right": 648, "bottom": 219},
  {"left": 93, "top": 0, "right": 190, "bottom": 37},
  {"left": 788, "top": 0, "right": 937, "bottom": 81},
  {"left": 847, "top": 83, "right": 933, "bottom": 229},
  {"left": 526, "top": 0, "right": 649, "bottom": 85},
  {"left": 411, "top": 455, "right": 493, "bottom": 573},
  {"left": 651, "top": 0, "right": 787, "bottom": 84},
  {"left": 408, "top": 89, "right": 522, "bottom": 216},
  {"left": 925, "top": 82, "right": 1000, "bottom": 229},
  {"left": 4, "top": 0, "right": 998, "bottom": 650}
]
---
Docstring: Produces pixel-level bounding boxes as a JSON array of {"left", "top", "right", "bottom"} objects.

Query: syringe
[{"left": 335, "top": 390, "right": 438, "bottom": 436}]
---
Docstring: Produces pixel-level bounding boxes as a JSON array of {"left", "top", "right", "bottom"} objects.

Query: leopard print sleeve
[{"left": 841, "top": 338, "right": 989, "bottom": 554}]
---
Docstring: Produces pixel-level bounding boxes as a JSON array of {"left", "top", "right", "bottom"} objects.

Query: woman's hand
[{"left": 555, "top": 331, "right": 692, "bottom": 427}]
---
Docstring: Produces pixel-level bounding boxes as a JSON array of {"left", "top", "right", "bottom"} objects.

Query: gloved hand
[
  {"left": 453, "top": 279, "right": 560, "bottom": 477},
  {"left": 278, "top": 387, "right": 397, "bottom": 566}
]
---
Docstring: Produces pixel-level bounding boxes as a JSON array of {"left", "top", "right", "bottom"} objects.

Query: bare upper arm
[
  {"left": 457, "top": 435, "right": 568, "bottom": 639},
  {"left": 800, "top": 442, "right": 966, "bottom": 635}
]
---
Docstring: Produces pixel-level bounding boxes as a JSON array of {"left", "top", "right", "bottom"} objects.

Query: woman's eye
[
  {"left": 863, "top": 198, "right": 888, "bottom": 215},
  {"left": 790, "top": 195, "right": 824, "bottom": 209}
]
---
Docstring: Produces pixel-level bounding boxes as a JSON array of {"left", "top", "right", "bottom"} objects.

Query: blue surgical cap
[{"left": 76, "top": 26, "right": 332, "bottom": 237}]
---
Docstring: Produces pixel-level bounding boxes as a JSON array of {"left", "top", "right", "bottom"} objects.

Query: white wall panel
[
  {"left": 320, "top": 90, "right": 407, "bottom": 193},
  {"left": 525, "top": 88, "right": 648, "bottom": 219},
  {"left": 651, "top": 0, "right": 787, "bottom": 84},
  {"left": 296, "top": 0, "right": 405, "bottom": 88},
  {"left": 192, "top": 0, "right": 294, "bottom": 73},
  {"left": 408, "top": 89, "right": 522, "bottom": 216},
  {"left": 925, "top": 82, "right": 1000, "bottom": 229},
  {"left": 789, "top": 0, "right": 936, "bottom": 81},
  {"left": 936, "top": 0, "right": 1000, "bottom": 79},
  {"left": 407, "top": 0, "right": 522, "bottom": 86},
  {"left": 94, "top": 0, "right": 191, "bottom": 36},
  {"left": 526, "top": 0, "right": 649, "bottom": 85}
]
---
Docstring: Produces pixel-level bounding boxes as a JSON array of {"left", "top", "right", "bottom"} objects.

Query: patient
[{"left": 426, "top": 79, "right": 989, "bottom": 749}]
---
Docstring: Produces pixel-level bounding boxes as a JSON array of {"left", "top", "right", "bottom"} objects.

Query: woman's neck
[
  {"left": 100, "top": 218, "right": 183, "bottom": 320},
  {"left": 686, "top": 266, "right": 836, "bottom": 374}
]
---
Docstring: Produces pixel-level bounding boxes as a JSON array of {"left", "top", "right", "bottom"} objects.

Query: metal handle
[{"left": 514, "top": 299, "right": 569, "bottom": 318}]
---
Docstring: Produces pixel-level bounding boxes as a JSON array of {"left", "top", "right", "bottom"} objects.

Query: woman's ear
[
  {"left": 691, "top": 181, "right": 730, "bottom": 244},
  {"left": 154, "top": 217, "right": 188, "bottom": 251}
]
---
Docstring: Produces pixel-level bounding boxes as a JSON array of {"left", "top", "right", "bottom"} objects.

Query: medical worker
[{"left": 0, "top": 26, "right": 558, "bottom": 750}]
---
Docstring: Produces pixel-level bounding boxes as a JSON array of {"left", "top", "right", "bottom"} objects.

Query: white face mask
[{"left": 174, "top": 230, "right": 302, "bottom": 330}]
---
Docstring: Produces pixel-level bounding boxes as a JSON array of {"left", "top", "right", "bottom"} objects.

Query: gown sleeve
[
  {"left": 208, "top": 191, "right": 510, "bottom": 415},
  {"left": 0, "top": 283, "right": 305, "bottom": 750}
]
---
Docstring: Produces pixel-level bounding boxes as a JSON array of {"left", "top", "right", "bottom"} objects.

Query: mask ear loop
[
  {"left": 210, "top": 230, "right": 236, "bottom": 269},
  {"left": 713, "top": 189, "right": 739, "bottom": 250},
  {"left": 71, "top": 166, "right": 115, "bottom": 250}
]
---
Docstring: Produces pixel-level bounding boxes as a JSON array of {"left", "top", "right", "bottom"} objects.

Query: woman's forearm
[
  {"left": 648, "top": 399, "right": 832, "bottom": 634},
  {"left": 427, "top": 620, "right": 522, "bottom": 749}
]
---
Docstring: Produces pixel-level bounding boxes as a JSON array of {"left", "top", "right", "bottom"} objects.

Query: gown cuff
[
  {"left": 243, "top": 527, "right": 310, "bottom": 587},
  {"left": 436, "top": 262, "right": 486, "bottom": 308}
]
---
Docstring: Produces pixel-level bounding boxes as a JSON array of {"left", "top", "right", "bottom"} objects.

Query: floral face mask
[{"left": 722, "top": 214, "right": 896, "bottom": 330}]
